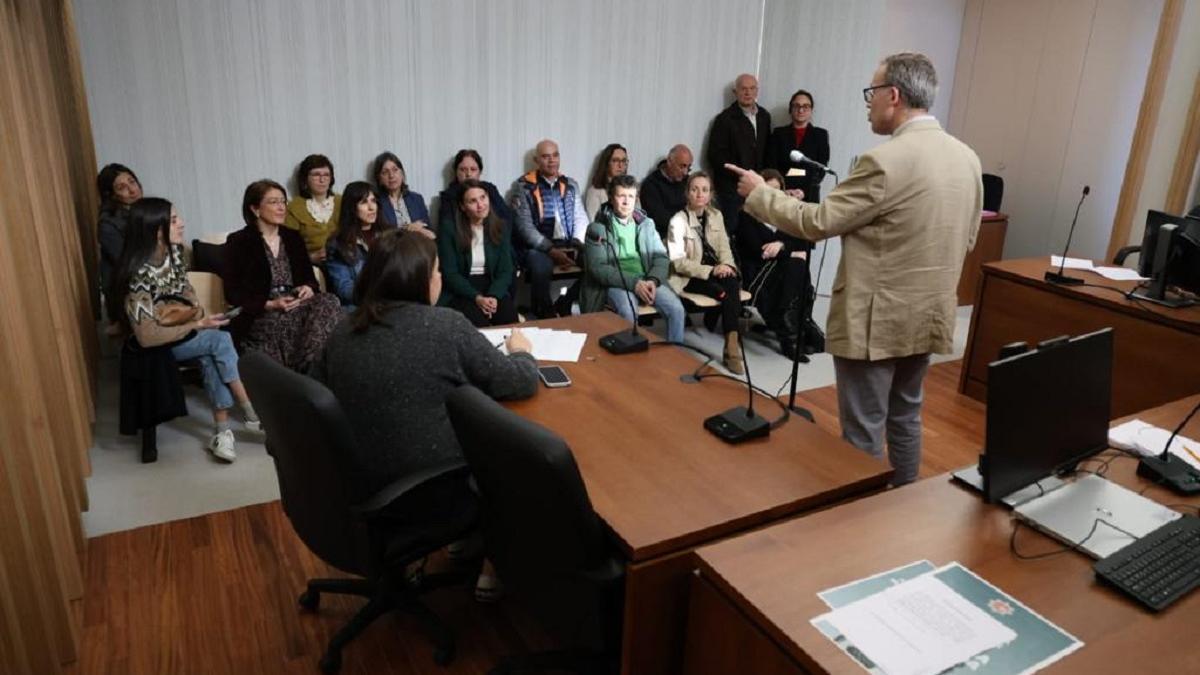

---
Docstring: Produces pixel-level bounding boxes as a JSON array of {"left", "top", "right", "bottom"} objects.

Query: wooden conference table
[
  {"left": 505, "top": 313, "right": 891, "bottom": 675},
  {"left": 960, "top": 258, "right": 1200, "bottom": 418},
  {"left": 684, "top": 394, "right": 1200, "bottom": 674}
]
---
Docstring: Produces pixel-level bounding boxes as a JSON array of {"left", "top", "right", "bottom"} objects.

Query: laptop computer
[{"left": 1013, "top": 474, "right": 1181, "bottom": 559}]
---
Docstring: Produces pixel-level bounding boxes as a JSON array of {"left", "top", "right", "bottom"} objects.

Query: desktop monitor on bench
[
  {"left": 980, "top": 328, "right": 1113, "bottom": 503},
  {"left": 1131, "top": 210, "right": 1200, "bottom": 307}
]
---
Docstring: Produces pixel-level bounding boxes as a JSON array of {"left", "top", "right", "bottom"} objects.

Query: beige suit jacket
[{"left": 744, "top": 118, "right": 982, "bottom": 360}]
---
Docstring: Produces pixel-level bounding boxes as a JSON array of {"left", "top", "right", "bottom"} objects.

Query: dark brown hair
[
  {"left": 760, "top": 168, "right": 785, "bottom": 186},
  {"left": 590, "top": 143, "right": 627, "bottom": 189},
  {"left": 241, "top": 179, "right": 287, "bottom": 229},
  {"left": 454, "top": 180, "right": 504, "bottom": 251},
  {"left": 97, "top": 163, "right": 140, "bottom": 215},
  {"left": 296, "top": 154, "right": 335, "bottom": 198},
  {"left": 333, "top": 181, "right": 394, "bottom": 265},
  {"left": 606, "top": 173, "right": 639, "bottom": 199},
  {"left": 350, "top": 230, "right": 437, "bottom": 332},
  {"left": 453, "top": 149, "right": 484, "bottom": 181},
  {"left": 372, "top": 151, "right": 408, "bottom": 196}
]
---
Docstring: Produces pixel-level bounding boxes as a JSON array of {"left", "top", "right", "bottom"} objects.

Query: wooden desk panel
[
  {"left": 686, "top": 396, "right": 1200, "bottom": 675},
  {"left": 960, "top": 258, "right": 1200, "bottom": 417},
  {"left": 957, "top": 213, "right": 1008, "bottom": 306},
  {"left": 507, "top": 313, "right": 891, "bottom": 675}
]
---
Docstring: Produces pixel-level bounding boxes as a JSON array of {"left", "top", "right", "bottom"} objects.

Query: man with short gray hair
[
  {"left": 724, "top": 52, "right": 982, "bottom": 486},
  {"left": 640, "top": 144, "right": 693, "bottom": 241}
]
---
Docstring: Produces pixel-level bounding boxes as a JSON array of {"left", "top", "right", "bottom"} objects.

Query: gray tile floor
[{"left": 83, "top": 298, "right": 972, "bottom": 537}]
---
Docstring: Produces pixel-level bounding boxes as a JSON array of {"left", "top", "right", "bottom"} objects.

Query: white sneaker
[
  {"left": 208, "top": 429, "right": 236, "bottom": 463},
  {"left": 243, "top": 417, "right": 262, "bottom": 432}
]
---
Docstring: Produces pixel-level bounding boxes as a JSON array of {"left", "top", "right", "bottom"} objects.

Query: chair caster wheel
[
  {"left": 298, "top": 589, "right": 320, "bottom": 611},
  {"left": 319, "top": 651, "right": 341, "bottom": 674}
]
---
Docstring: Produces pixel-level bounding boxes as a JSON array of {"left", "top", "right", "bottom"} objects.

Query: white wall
[
  {"left": 948, "top": 0, "right": 1163, "bottom": 262},
  {"left": 75, "top": 0, "right": 969, "bottom": 280},
  {"left": 1131, "top": 0, "right": 1200, "bottom": 245}
]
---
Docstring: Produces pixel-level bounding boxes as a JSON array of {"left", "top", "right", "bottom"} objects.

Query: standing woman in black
[{"left": 766, "top": 89, "right": 830, "bottom": 202}]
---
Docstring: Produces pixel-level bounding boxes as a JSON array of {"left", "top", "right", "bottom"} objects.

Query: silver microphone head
[{"left": 789, "top": 149, "right": 806, "bottom": 164}]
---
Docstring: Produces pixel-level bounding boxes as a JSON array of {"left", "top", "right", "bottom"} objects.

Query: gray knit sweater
[{"left": 311, "top": 302, "right": 538, "bottom": 501}]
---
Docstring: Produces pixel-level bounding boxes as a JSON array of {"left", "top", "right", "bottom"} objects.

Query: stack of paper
[
  {"left": 812, "top": 561, "right": 1083, "bottom": 675},
  {"left": 1048, "top": 256, "right": 1149, "bottom": 282},
  {"left": 1109, "top": 419, "right": 1200, "bottom": 470},
  {"left": 478, "top": 327, "right": 588, "bottom": 363}
]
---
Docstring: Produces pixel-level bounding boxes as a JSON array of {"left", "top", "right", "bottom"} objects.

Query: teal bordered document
[{"left": 812, "top": 561, "right": 1083, "bottom": 675}]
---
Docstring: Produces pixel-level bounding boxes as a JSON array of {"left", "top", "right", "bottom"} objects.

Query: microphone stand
[
  {"left": 597, "top": 219, "right": 650, "bottom": 354},
  {"left": 1044, "top": 186, "right": 1090, "bottom": 285},
  {"left": 704, "top": 318, "right": 770, "bottom": 443},
  {"left": 785, "top": 169, "right": 838, "bottom": 423}
]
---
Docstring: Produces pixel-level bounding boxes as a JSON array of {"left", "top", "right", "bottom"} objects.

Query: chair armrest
[
  {"left": 351, "top": 459, "right": 469, "bottom": 517},
  {"left": 1112, "top": 245, "right": 1140, "bottom": 266}
]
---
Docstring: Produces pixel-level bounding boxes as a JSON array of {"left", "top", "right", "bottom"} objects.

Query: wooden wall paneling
[
  {"left": 1106, "top": 0, "right": 1184, "bottom": 261},
  {"left": 1165, "top": 68, "right": 1200, "bottom": 214}
]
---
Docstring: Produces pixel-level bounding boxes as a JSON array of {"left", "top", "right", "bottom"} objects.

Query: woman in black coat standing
[{"left": 766, "top": 89, "right": 830, "bottom": 203}]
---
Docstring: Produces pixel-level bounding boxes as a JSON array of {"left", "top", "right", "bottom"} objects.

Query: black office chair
[
  {"left": 190, "top": 239, "right": 226, "bottom": 276},
  {"left": 447, "top": 385, "right": 624, "bottom": 675},
  {"left": 118, "top": 336, "right": 187, "bottom": 463},
  {"left": 982, "top": 173, "right": 1004, "bottom": 213},
  {"left": 241, "top": 352, "right": 477, "bottom": 674}
]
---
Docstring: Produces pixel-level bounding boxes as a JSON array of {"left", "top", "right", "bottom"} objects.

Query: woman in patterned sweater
[{"left": 113, "top": 197, "right": 260, "bottom": 462}]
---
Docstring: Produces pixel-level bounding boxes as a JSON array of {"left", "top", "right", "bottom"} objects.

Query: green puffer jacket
[{"left": 579, "top": 205, "right": 670, "bottom": 314}]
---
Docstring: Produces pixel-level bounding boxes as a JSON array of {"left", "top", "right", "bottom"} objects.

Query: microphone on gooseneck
[
  {"left": 596, "top": 226, "right": 650, "bottom": 355},
  {"left": 1045, "top": 185, "right": 1090, "bottom": 285},
  {"left": 703, "top": 316, "right": 771, "bottom": 444},
  {"left": 789, "top": 150, "right": 839, "bottom": 177}
]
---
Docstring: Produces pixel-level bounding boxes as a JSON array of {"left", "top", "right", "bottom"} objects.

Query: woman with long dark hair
[
  {"left": 113, "top": 197, "right": 260, "bottom": 462},
  {"left": 325, "top": 181, "right": 395, "bottom": 308},
  {"left": 312, "top": 230, "right": 536, "bottom": 600},
  {"left": 585, "top": 143, "right": 629, "bottom": 220},
  {"left": 97, "top": 163, "right": 143, "bottom": 332},
  {"left": 436, "top": 180, "right": 517, "bottom": 326},
  {"left": 223, "top": 179, "right": 342, "bottom": 372}
]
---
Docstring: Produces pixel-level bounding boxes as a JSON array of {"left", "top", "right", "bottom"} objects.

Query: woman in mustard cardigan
[{"left": 283, "top": 154, "right": 342, "bottom": 262}]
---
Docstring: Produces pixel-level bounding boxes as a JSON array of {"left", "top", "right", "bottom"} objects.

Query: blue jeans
[
  {"left": 171, "top": 329, "right": 240, "bottom": 411},
  {"left": 606, "top": 285, "right": 685, "bottom": 343}
]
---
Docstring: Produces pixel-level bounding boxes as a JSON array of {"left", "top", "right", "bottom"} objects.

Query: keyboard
[{"left": 1094, "top": 515, "right": 1200, "bottom": 611}]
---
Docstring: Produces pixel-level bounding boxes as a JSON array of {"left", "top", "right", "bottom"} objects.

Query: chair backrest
[
  {"left": 313, "top": 265, "right": 328, "bottom": 293},
  {"left": 982, "top": 173, "right": 1004, "bottom": 213},
  {"left": 446, "top": 386, "right": 612, "bottom": 594},
  {"left": 239, "top": 351, "right": 371, "bottom": 575},
  {"left": 186, "top": 271, "right": 225, "bottom": 317},
  {"left": 190, "top": 239, "right": 226, "bottom": 276}
]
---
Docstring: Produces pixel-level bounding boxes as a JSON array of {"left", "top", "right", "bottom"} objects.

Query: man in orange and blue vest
[{"left": 511, "top": 139, "right": 589, "bottom": 318}]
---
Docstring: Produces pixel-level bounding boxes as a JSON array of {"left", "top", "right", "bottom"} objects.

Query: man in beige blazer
[{"left": 726, "top": 52, "right": 982, "bottom": 485}]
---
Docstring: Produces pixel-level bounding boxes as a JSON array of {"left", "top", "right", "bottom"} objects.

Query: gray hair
[{"left": 881, "top": 52, "right": 937, "bottom": 110}]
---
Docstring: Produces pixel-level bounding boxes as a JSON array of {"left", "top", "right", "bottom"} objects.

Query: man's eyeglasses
[{"left": 862, "top": 84, "right": 893, "bottom": 103}]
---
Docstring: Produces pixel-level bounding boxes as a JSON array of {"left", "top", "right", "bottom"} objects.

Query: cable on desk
[
  {"left": 652, "top": 340, "right": 791, "bottom": 429},
  {"left": 1009, "top": 516, "right": 1137, "bottom": 561}
]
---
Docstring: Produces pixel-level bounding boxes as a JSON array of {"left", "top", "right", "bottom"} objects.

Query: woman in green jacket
[{"left": 437, "top": 180, "right": 517, "bottom": 326}]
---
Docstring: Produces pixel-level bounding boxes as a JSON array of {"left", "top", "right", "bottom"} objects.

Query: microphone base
[
  {"left": 1044, "top": 271, "right": 1085, "bottom": 285},
  {"left": 599, "top": 330, "right": 649, "bottom": 355},
  {"left": 704, "top": 406, "right": 770, "bottom": 444},
  {"left": 1137, "top": 454, "right": 1200, "bottom": 494}
]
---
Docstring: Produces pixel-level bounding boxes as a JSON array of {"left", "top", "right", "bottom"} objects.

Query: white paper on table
[
  {"left": 1108, "top": 419, "right": 1152, "bottom": 452},
  {"left": 819, "top": 574, "right": 1017, "bottom": 675},
  {"left": 1089, "top": 266, "right": 1147, "bottom": 282},
  {"left": 1124, "top": 423, "right": 1200, "bottom": 470},
  {"left": 478, "top": 327, "right": 586, "bottom": 362},
  {"left": 1049, "top": 255, "right": 1093, "bottom": 270}
]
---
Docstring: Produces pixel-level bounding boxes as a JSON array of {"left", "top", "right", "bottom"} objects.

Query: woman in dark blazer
[
  {"left": 224, "top": 179, "right": 341, "bottom": 371},
  {"left": 437, "top": 179, "right": 517, "bottom": 326},
  {"left": 766, "top": 89, "right": 830, "bottom": 203},
  {"left": 436, "top": 148, "right": 514, "bottom": 229},
  {"left": 372, "top": 151, "right": 434, "bottom": 239}
]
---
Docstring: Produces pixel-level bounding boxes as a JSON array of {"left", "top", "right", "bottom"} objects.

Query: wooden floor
[{"left": 67, "top": 361, "right": 986, "bottom": 675}]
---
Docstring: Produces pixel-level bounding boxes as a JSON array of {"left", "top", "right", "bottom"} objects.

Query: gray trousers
[{"left": 832, "top": 353, "right": 932, "bottom": 486}]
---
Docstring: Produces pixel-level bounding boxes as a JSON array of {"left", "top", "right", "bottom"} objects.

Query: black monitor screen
[
  {"left": 1139, "top": 210, "right": 1192, "bottom": 277},
  {"left": 982, "top": 328, "right": 1113, "bottom": 502}
]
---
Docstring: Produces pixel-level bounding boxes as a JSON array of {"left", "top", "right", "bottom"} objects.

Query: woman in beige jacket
[{"left": 667, "top": 172, "right": 744, "bottom": 373}]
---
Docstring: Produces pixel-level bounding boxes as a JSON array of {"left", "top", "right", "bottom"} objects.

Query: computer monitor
[
  {"left": 980, "top": 328, "right": 1113, "bottom": 503},
  {"left": 1131, "top": 211, "right": 1200, "bottom": 307}
]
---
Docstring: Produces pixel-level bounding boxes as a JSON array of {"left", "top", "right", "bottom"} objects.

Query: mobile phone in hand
[{"left": 223, "top": 306, "right": 243, "bottom": 319}]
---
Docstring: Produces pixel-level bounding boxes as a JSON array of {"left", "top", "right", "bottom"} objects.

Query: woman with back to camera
[
  {"left": 325, "top": 181, "right": 395, "bottom": 309},
  {"left": 284, "top": 154, "right": 342, "bottom": 262},
  {"left": 97, "top": 163, "right": 143, "bottom": 333},
  {"left": 436, "top": 149, "right": 513, "bottom": 230},
  {"left": 437, "top": 179, "right": 517, "bottom": 326},
  {"left": 585, "top": 143, "right": 630, "bottom": 220},
  {"left": 224, "top": 179, "right": 342, "bottom": 372},
  {"left": 766, "top": 89, "right": 830, "bottom": 202},
  {"left": 311, "top": 229, "right": 536, "bottom": 601},
  {"left": 373, "top": 151, "right": 433, "bottom": 239},
  {"left": 113, "top": 197, "right": 260, "bottom": 462}
]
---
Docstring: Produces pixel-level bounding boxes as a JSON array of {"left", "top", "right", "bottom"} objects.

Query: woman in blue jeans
[
  {"left": 325, "top": 181, "right": 395, "bottom": 309},
  {"left": 112, "top": 197, "right": 259, "bottom": 463}
]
